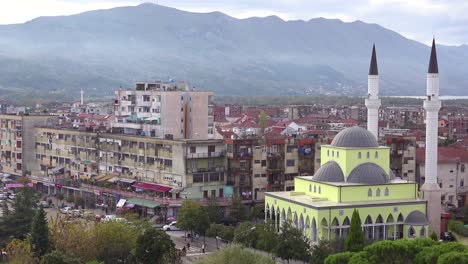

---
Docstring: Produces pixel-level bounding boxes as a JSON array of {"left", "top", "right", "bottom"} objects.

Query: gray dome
[
  {"left": 313, "top": 161, "right": 344, "bottom": 182},
  {"left": 405, "top": 211, "right": 429, "bottom": 226},
  {"left": 331, "top": 126, "right": 379, "bottom": 148},
  {"left": 347, "top": 163, "right": 389, "bottom": 184}
]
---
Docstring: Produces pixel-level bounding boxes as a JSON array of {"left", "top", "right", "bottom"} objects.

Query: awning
[
  {"left": 51, "top": 166, "right": 64, "bottom": 173},
  {"left": 94, "top": 174, "right": 113, "bottom": 181},
  {"left": 107, "top": 177, "right": 119, "bottom": 183},
  {"left": 126, "top": 198, "right": 160, "bottom": 208},
  {"left": 119, "top": 178, "right": 136, "bottom": 184},
  {"left": 116, "top": 199, "right": 126, "bottom": 208},
  {"left": 132, "top": 182, "right": 172, "bottom": 192}
]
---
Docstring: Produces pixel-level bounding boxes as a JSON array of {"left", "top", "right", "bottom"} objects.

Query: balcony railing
[
  {"left": 187, "top": 151, "right": 225, "bottom": 159},
  {"left": 187, "top": 167, "right": 226, "bottom": 173}
]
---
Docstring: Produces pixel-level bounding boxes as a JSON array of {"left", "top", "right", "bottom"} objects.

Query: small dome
[
  {"left": 347, "top": 163, "right": 388, "bottom": 184},
  {"left": 405, "top": 211, "right": 429, "bottom": 226},
  {"left": 313, "top": 161, "right": 344, "bottom": 182},
  {"left": 331, "top": 126, "right": 379, "bottom": 148}
]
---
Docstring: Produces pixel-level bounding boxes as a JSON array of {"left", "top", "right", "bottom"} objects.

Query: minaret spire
[
  {"left": 422, "top": 37, "right": 442, "bottom": 237},
  {"left": 365, "top": 44, "right": 381, "bottom": 139},
  {"left": 428, "top": 38, "right": 439, "bottom": 74},
  {"left": 369, "top": 44, "right": 378, "bottom": 75}
]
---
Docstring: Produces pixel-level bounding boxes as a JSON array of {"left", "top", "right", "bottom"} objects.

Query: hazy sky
[{"left": 1, "top": 0, "right": 467, "bottom": 45}]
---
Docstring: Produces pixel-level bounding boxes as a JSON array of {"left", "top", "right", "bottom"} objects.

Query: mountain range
[{"left": 0, "top": 3, "right": 467, "bottom": 101}]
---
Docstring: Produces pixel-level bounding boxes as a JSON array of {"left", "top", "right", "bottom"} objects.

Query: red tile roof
[{"left": 416, "top": 147, "right": 468, "bottom": 164}]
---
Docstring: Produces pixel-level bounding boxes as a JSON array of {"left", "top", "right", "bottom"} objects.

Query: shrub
[
  {"left": 437, "top": 251, "right": 468, "bottom": 264},
  {"left": 325, "top": 252, "right": 355, "bottom": 264},
  {"left": 414, "top": 242, "right": 467, "bottom": 264},
  {"left": 195, "top": 244, "right": 275, "bottom": 264},
  {"left": 448, "top": 219, "right": 468, "bottom": 236}
]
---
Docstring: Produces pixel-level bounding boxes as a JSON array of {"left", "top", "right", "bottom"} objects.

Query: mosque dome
[
  {"left": 312, "top": 161, "right": 344, "bottom": 182},
  {"left": 347, "top": 163, "right": 389, "bottom": 184},
  {"left": 405, "top": 211, "right": 429, "bottom": 226},
  {"left": 331, "top": 126, "right": 379, "bottom": 148}
]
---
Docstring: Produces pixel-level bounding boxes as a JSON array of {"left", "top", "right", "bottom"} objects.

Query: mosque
[{"left": 264, "top": 40, "right": 442, "bottom": 242}]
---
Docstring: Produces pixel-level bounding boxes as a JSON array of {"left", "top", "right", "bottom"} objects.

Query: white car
[
  {"left": 60, "top": 206, "right": 72, "bottom": 214},
  {"left": 0, "top": 193, "right": 6, "bottom": 200},
  {"left": 163, "top": 221, "right": 180, "bottom": 231},
  {"left": 8, "top": 194, "right": 16, "bottom": 200},
  {"left": 102, "top": 215, "right": 117, "bottom": 222}
]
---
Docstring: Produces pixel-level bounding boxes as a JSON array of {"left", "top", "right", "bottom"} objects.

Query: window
[
  {"left": 462, "top": 164, "right": 465, "bottom": 173},
  {"left": 254, "top": 160, "right": 260, "bottom": 164},
  {"left": 408, "top": 226, "right": 416, "bottom": 238},
  {"left": 375, "top": 151, "right": 378, "bottom": 158},
  {"left": 164, "top": 159, "right": 172, "bottom": 167},
  {"left": 255, "top": 174, "right": 260, "bottom": 178},
  {"left": 314, "top": 185, "right": 316, "bottom": 193},
  {"left": 193, "top": 174, "right": 203, "bottom": 183},
  {"left": 332, "top": 151, "right": 334, "bottom": 157},
  {"left": 368, "top": 188, "right": 372, "bottom": 197},
  {"left": 461, "top": 180, "right": 464, "bottom": 187},
  {"left": 450, "top": 170, "right": 454, "bottom": 173},
  {"left": 287, "top": 160, "right": 295, "bottom": 167},
  {"left": 190, "top": 146, "right": 196, "bottom": 153},
  {"left": 337, "top": 151, "right": 339, "bottom": 158},
  {"left": 327, "top": 150, "right": 330, "bottom": 156},
  {"left": 385, "top": 188, "right": 389, "bottom": 196},
  {"left": 358, "top": 152, "right": 362, "bottom": 159},
  {"left": 318, "top": 186, "right": 321, "bottom": 194},
  {"left": 420, "top": 227, "right": 426, "bottom": 237},
  {"left": 376, "top": 188, "right": 381, "bottom": 196},
  {"left": 261, "top": 160, "right": 266, "bottom": 167},
  {"left": 366, "top": 152, "right": 370, "bottom": 159},
  {"left": 309, "top": 185, "right": 311, "bottom": 192}
]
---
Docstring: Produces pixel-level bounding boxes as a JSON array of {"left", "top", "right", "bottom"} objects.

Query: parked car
[
  {"left": 71, "top": 209, "right": 81, "bottom": 218},
  {"left": 8, "top": 194, "right": 16, "bottom": 200},
  {"left": 0, "top": 193, "right": 6, "bottom": 200},
  {"left": 440, "top": 232, "right": 456, "bottom": 241},
  {"left": 36, "top": 201, "right": 50, "bottom": 208},
  {"left": 163, "top": 221, "right": 180, "bottom": 231},
  {"left": 102, "top": 215, "right": 117, "bottom": 222},
  {"left": 60, "top": 207, "right": 72, "bottom": 214}
]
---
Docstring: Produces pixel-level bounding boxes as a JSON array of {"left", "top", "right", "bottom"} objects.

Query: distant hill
[{"left": 0, "top": 3, "right": 467, "bottom": 101}]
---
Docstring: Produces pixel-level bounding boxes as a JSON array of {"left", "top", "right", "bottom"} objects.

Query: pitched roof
[
  {"left": 416, "top": 146, "right": 468, "bottom": 164},
  {"left": 428, "top": 38, "right": 439, "bottom": 74},
  {"left": 369, "top": 44, "right": 378, "bottom": 75}
]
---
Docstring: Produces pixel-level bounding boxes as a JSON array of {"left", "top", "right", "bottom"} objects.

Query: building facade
[{"left": 113, "top": 81, "right": 214, "bottom": 140}]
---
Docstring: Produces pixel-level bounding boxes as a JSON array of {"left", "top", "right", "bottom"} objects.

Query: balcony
[
  {"left": 187, "top": 151, "right": 225, "bottom": 159},
  {"left": 187, "top": 167, "right": 225, "bottom": 174}
]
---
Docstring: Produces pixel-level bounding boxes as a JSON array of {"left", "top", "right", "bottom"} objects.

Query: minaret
[
  {"left": 80, "top": 89, "right": 84, "bottom": 105},
  {"left": 365, "top": 44, "right": 381, "bottom": 140},
  {"left": 421, "top": 38, "right": 441, "bottom": 235}
]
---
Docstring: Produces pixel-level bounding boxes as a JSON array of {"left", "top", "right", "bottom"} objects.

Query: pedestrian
[
  {"left": 186, "top": 242, "right": 190, "bottom": 250},
  {"left": 182, "top": 246, "right": 186, "bottom": 256},
  {"left": 202, "top": 243, "right": 205, "bottom": 254}
]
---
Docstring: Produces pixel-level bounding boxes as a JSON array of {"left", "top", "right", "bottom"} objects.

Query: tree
[
  {"left": 230, "top": 195, "right": 247, "bottom": 223},
  {"left": 274, "top": 221, "right": 310, "bottom": 262},
  {"left": 196, "top": 207, "right": 211, "bottom": 245},
  {"left": 310, "top": 240, "right": 334, "bottom": 264},
  {"left": 256, "top": 220, "right": 278, "bottom": 255},
  {"left": 0, "top": 187, "right": 37, "bottom": 245},
  {"left": 1, "top": 201, "right": 9, "bottom": 216},
  {"left": 345, "top": 209, "right": 364, "bottom": 252},
  {"left": 414, "top": 242, "right": 467, "bottom": 264},
  {"left": 195, "top": 244, "right": 275, "bottom": 264},
  {"left": 4, "top": 239, "right": 37, "bottom": 264},
  {"left": 31, "top": 205, "right": 49, "bottom": 256},
  {"left": 234, "top": 222, "right": 258, "bottom": 248},
  {"left": 40, "top": 250, "right": 82, "bottom": 264},
  {"left": 135, "top": 228, "right": 176, "bottom": 264},
  {"left": 177, "top": 200, "right": 201, "bottom": 238},
  {"left": 249, "top": 204, "right": 264, "bottom": 222},
  {"left": 437, "top": 252, "right": 468, "bottom": 264},
  {"left": 206, "top": 198, "right": 223, "bottom": 224},
  {"left": 430, "top": 231, "right": 438, "bottom": 241},
  {"left": 93, "top": 221, "right": 139, "bottom": 263},
  {"left": 324, "top": 252, "right": 356, "bottom": 264},
  {"left": 258, "top": 111, "right": 268, "bottom": 133}
]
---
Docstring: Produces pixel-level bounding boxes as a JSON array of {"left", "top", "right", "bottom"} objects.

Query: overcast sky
[{"left": 1, "top": 0, "right": 467, "bottom": 45}]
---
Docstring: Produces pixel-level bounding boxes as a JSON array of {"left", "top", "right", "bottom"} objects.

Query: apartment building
[
  {"left": 384, "top": 136, "right": 417, "bottom": 182},
  {"left": 113, "top": 81, "right": 214, "bottom": 140},
  {"left": 32, "top": 128, "right": 229, "bottom": 200},
  {"left": 0, "top": 114, "right": 57, "bottom": 177},
  {"left": 226, "top": 136, "right": 318, "bottom": 201}
]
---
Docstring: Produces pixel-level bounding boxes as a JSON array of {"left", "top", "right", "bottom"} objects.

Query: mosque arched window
[
  {"left": 327, "top": 150, "right": 330, "bottom": 157},
  {"left": 375, "top": 151, "right": 379, "bottom": 159},
  {"left": 314, "top": 185, "right": 316, "bottom": 193},
  {"left": 367, "top": 152, "right": 370, "bottom": 159},
  {"left": 337, "top": 151, "right": 340, "bottom": 158},
  {"left": 408, "top": 226, "right": 416, "bottom": 238},
  {"left": 376, "top": 188, "right": 381, "bottom": 196},
  {"left": 368, "top": 188, "right": 372, "bottom": 197},
  {"left": 420, "top": 227, "right": 426, "bottom": 237},
  {"left": 332, "top": 150, "right": 334, "bottom": 157},
  {"left": 358, "top": 152, "right": 362, "bottom": 159},
  {"left": 309, "top": 185, "right": 311, "bottom": 192},
  {"left": 318, "top": 186, "right": 321, "bottom": 194},
  {"left": 385, "top": 188, "right": 389, "bottom": 196}
]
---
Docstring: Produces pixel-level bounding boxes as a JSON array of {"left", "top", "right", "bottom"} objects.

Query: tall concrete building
[
  {"left": 365, "top": 44, "right": 381, "bottom": 139},
  {"left": 421, "top": 39, "right": 442, "bottom": 235},
  {"left": 0, "top": 114, "right": 57, "bottom": 177},
  {"left": 113, "top": 81, "right": 214, "bottom": 140}
]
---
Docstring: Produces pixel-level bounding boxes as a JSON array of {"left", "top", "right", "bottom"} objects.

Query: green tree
[
  {"left": 275, "top": 221, "right": 310, "bottom": 262},
  {"left": 0, "top": 187, "right": 37, "bottom": 245},
  {"left": 93, "top": 221, "right": 139, "bottom": 263},
  {"left": 256, "top": 220, "right": 278, "bottom": 255},
  {"left": 249, "top": 204, "right": 264, "bottom": 222},
  {"left": 196, "top": 206, "right": 211, "bottom": 245},
  {"left": 437, "top": 252, "right": 468, "bottom": 264},
  {"left": 324, "top": 251, "right": 356, "bottom": 264},
  {"left": 1, "top": 201, "right": 9, "bottom": 216},
  {"left": 40, "top": 250, "right": 81, "bottom": 264},
  {"left": 234, "top": 222, "right": 258, "bottom": 248},
  {"left": 206, "top": 198, "right": 223, "bottom": 224},
  {"left": 414, "top": 242, "right": 467, "bottom": 264},
  {"left": 310, "top": 240, "right": 334, "bottom": 264},
  {"left": 344, "top": 209, "right": 364, "bottom": 252},
  {"left": 430, "top": 231, "right": 438, "bottom": 241},
  {"left": 206, "top": 224, "right": 235, "bottom": 244},
  {"left": 4, "top": 238, "right": 37, "bottom": 264},
  {"left": 177, "top": 200, "right": 201, "bottom": 238},
  {"left": 230, "top": 195, "right": 247, "bottom": 223},
  {"left": 31, "top": 205, "right": 49, "bottom": 256},
  {"left": 195, "top": 244, "right": 275, "bottom": 264},
  {"left": 135, "top": 228, "right": 176, "bottom": 264}
]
